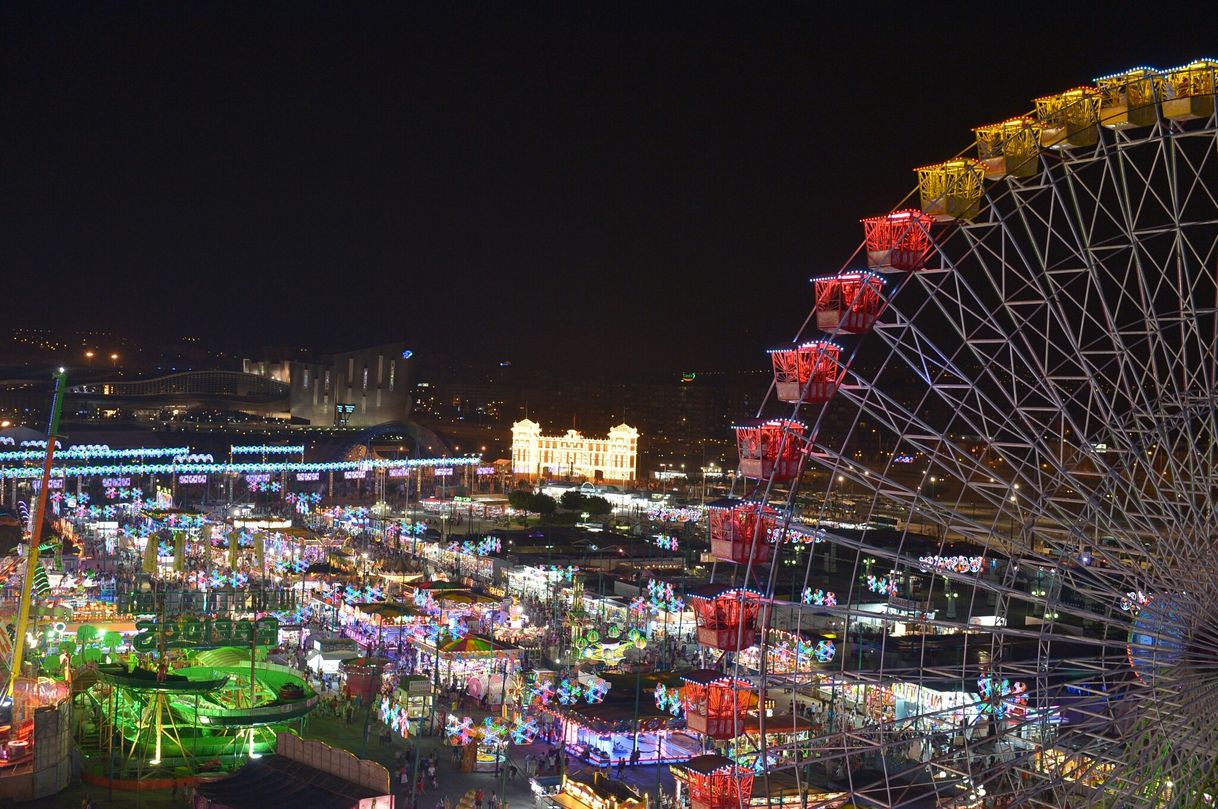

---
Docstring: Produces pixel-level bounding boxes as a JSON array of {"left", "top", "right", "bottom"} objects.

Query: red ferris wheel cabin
[
  {"left": 767, "top": 340, "right": 842, "bottom": 404},
  {"left": 813, "top": 270, "right": 886, "bottom": 334},
  {"left": 673, "top": 755, "right": 755, "bottom": 809},
  {"left": 689, "top": 583, "right": 768, "bottom": 651},
  {"left": 706, "top": 497, "right": 779, "bottom": 565},
  {"left": 861, "top": 209, "right": 934, "bottom": 271},
  {"left": 732, "top": 418, "right": 806, "bottom": 482},
  {"left": 680, "top": 670, "right": 759, "bottom": 740}
]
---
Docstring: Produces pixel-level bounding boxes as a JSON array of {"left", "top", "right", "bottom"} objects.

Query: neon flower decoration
[
  {"left": 977, "top": 675, "right": 1027, "bottom": 720},
  {"left": 510, "top": 717, "right": 539, "bottom": 745},
  {"left": 813, "top": 640, "right": 836, "bottom": 663},
  {"left": 445, "top": 616, "right": 468, "bottom": 641},
  {"left": 918, "top": 554, "right": 985, "bottom": 574},
  {"left": 557, "top": 678, "right": 583, "bottom": 705},
  {"left": 1120, "top": 591, "right": 1152, "bottom": 613},
  {"left": 530, "top": 681, "right": 556, "bottom": 706},
  {"left": 584, "top": 677, "right": 611, "bottom": 704},
  {"left": 801, "top": 588, "right": 837, "bottom": 607},
  {"left": 789, "top": 528, "right": 827, "bottom": 545},
  {"left": 480, "top": 717, "right": 507, "bottom": 747},
  {"left": 654, "top": 683, "right": 683, "bottom": 717},
  {"left": 445, "top": 715, "right": 475, "bottom": 746},
  {"left": 866, "top": 574, "right": 898, "bottom": 597},
  {"left": 546, "top": 565, "right": 579, "bottom": 581},
  {"left": 413, "top": 589, "right": 439, "bottom": 613},
  {"left": 380, "top": 698, "right": 407, "bottom": 735},
  {"left": 654, "top": 534, "right": 680, "bottom": 551}
]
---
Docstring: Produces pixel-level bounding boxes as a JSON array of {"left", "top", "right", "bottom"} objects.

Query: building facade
[
  {"left": 244, "top": 342, "right": 415, "bottom": 427},
  {"left": 511, "top": 419, "right": 638, "bottom": 483}
]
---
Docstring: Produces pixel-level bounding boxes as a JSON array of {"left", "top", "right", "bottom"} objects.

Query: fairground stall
[{"left": 539, "top": 673, "right": 699, "bottom": 767}]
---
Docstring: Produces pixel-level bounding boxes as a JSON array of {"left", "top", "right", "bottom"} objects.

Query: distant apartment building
[{"left": 511, "top": 419, "right": 638, "bottom": 483}]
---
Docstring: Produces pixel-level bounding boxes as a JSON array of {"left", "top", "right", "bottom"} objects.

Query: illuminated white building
[{"left": 511, "top": 419, "right": 639, "bottom": 483}]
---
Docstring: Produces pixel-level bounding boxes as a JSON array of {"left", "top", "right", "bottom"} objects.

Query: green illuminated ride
[{"left": 82, "top": 650, "right": 319, "bottom": 775}]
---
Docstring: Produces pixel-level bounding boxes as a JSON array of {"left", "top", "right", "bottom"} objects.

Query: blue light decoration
[
  {"left": 1127, "top": 593, "right": 1188, "bottom": 686},
  {"left": 0, "top": 455, "right": 483, "bottom": 480},
  {"left": 529, "top": 681, "right": 556, "bottom": 706},
  {"left": 583, "top": 677, "right": 611, "bottom": 704},
  {"left": 0, "top": 445, "right": 190, "bottom": 462},
  {"left": 480, "top": 717, "right": 506, "bottom": 748},
  {"left": 546, "top": 564, "right": 579, "bottom": 582},
  {"left": 866, "top": 574, "right": 898, "bottom": 597},
  {"left": 556, "top": 678, "right": 583, "bottom": 705},
  {"left": 230, "top": 445, "right": 306, "bottom": 455},
  {"left": 510, "top": 716, "right": 538, "bottom": 745},
  {"left": 445, "top": 715, "right": 475, "bottom": 746},
  {"left": 976, "top": 675, "right": 1027, "bottom": 720},
  {"left": 801, "top": 588, "right": 837, "bottom": 607},
  {"left": 654, "top": 534, "right": 680, "bottom": 552},
  {"left": 654, "top": 683, "right": 683, "bottom": 717},
  {"left": 813, "top": 640, "right": 836, "bottom": 663}
]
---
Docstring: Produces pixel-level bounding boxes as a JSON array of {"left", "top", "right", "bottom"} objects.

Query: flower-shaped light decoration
[
  {"left": 813, "top": 640, "right": 836, "bottom": 663},
  {"left": 1120, "top": 590, "right": 1152, "bottom": 613},
  {"left": 530, "top": 681, "right": 556, "bottom": 706},
  {"left": 584, "top": 677, "right": 611, "bottom": 704},
  {"left": 866, "top": 574, "right": 898, "bottom": 597},
  {"left": 557, "top": 678, "right": 583, "bottom": 705},
  {"left": 801, "top": 588, "right": 837, "bottom": 607},
  {"left": 480, "top": 716, "right": 507, "bottom": 748},
  {"left": 976, "top": 675, "right": 1027, "bottom": 721},
  {"left": 510, "top": 716, "right": 539, "bottom": 745},
  {"left": 655, "top": 683, "right": 683, "bottom": 717},
  {"left": 446, "top": 715, "right": 475, "bottom": 746}
]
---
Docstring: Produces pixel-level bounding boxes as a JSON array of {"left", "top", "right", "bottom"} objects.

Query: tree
[
  {"left": 560, "top": 490, "right": 586, "bottom": 510},
  {"left": 530, "top": 493, "right": 557, "bottom": 517},
  {"left": 584, "top": 496, "right": 612, "bottom": 517},
  {"left": 507, "top": 490, "right": 534, "bottom": 513}
]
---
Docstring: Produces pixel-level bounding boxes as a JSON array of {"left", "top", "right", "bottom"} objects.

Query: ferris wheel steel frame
[{"left": 702, "top": 63, "right": 1218, "bottom": 809}]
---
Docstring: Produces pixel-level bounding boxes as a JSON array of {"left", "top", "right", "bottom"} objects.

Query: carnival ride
[
  {"left": 85, "top": 653, "right": 318, "bottom": 770},
  {"left": 691, "top": 59, "right": 1218, "bottom": 809}
]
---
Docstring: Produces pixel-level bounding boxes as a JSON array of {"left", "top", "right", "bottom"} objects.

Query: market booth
[
  {"left": 553, "top": 771, "right": 646, "bottom": 809},
  {"left": 545, "top": 673, "right": 700, "bottom": 767}
]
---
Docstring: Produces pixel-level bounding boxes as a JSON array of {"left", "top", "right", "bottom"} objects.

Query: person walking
[{"left": 474, "top": 788, "right": 484, "bottom": 809}]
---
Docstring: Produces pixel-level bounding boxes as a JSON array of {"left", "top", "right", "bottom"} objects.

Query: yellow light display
[{"left": 916, "top": 160, "right": 985, "bottom": 221}]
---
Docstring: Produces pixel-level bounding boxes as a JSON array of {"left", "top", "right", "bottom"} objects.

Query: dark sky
[{"left": 2, "top": 3, "right": 1211, "bottom": 376}]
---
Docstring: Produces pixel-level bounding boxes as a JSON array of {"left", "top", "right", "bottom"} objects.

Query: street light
[{"left": 109, "top": 352, "right": 119, "bottom": 368}]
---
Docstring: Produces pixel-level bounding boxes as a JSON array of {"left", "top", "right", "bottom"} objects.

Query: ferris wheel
[{"left": 680, "top": 60, "right": 1218, "bottom": 809}]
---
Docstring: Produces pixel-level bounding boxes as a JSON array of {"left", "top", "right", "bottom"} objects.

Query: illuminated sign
[
  {"left": 102, "top": 477, "right": 132, "bottom": 487},
  {"left": 32, "top": 478, "right": 65, "bottom": 490},
  {"left": 132, "top": 616, "right": 279, "bottom": 652},
  {"left": 344, "top": 469, "right": 367, "bottom": 480},
  {"left": 246, "top": 473, "right": 271, "bottom": 483},
  {"left": 892, "top": 454, "right": 914, "bottom": 464},
  {"left": 476, "top": 466, "right": 495, "bottom": 475},
  {"left": 178, "top": 474, "right": 207, "bottom": 484},
  {"left": 388, "top": 467, "right": 410, "bottom": 478},
  {"left": 434, "top": 467, "right": 453, "bottom": 477},
  {"left": 296, "top": 471, "right": 321, "bottom": 481}
]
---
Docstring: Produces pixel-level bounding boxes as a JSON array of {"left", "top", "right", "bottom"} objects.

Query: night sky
[{"left": 2, "top": 3, "right": 1211, "bottom": 376}]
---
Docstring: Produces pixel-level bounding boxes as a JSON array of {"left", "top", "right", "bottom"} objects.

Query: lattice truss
[{"left": 718, "top": 94, "right": 1218, "bottom": 807}]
